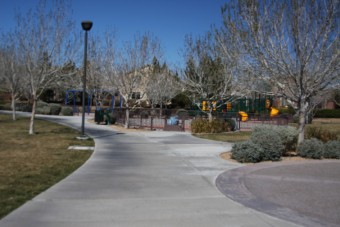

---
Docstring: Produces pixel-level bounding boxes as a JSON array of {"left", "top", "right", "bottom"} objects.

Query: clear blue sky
[{"left": 0, "top": 0, "right": 225, "bottom": 67}]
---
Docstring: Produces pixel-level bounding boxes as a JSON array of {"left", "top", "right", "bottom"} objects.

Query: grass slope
[{"left": 0, "top": 114, "right": 94, "bottom": 219}]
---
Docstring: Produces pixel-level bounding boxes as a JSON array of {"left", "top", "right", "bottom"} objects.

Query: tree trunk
[
  {"left": 124, "top": 104, "right": 130, "bottom": 129},
  {"left": 297, "top": 102, "right": 308, "bottom": 145},
  {"left": 29, "top": 98, "right": 37, "bottom": 135},
  {"left": 159, "top": 102, "right": 163, "bottom": 118},
  {"left": 11, "top": 93, "right": 16, "bottom": 121},
  {"left": 208, "top": 111, "right": 213, "bottom": 122}
]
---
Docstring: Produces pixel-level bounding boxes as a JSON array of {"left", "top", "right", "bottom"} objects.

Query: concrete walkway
[
  {"left": 0, "top": 113, "right": 300, "bottom": 227},
  {"left": 217, "top": 160, "right": 340, "bottom": 227}
]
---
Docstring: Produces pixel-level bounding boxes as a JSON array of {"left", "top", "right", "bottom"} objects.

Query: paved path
[
  {"left": 217, "top": 160, "right": 340, "bottom": 227},
  {"left": 0, "top": 113, "right": 300, "bottom": 227}
]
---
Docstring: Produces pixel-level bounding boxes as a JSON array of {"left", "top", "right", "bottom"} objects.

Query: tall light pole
[{"left": 80, "top": 21, "right": 93, "bottom": 139}]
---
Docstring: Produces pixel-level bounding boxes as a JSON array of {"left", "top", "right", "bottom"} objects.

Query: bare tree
[
  {"left": 90, "top": 31, "right": 119, "bottom": 108},
  {"left": 145, "top": 60, "right": 180, "bottom": 116},
  {"left": 0, "top": 33, "right": 24, "bottom": 120},
  {"left": 113, "top": 33, "right": 162, "bottom": 128},
  {"left": 181, "top": 33, "right": 245, "bottom": 121},
  {"left": 331, "top": 89, "right": 340, "bottom": 107},
  {"left": 221, "top": 0, "right": 340, "bottom": 144},
  {"left": 14, "top": 0, "right": 78, "bottom": 134}
]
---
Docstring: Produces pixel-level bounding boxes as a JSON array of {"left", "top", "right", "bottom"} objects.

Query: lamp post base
[{"left": 76, "top": 135, "right": 90, "bottom": 140}]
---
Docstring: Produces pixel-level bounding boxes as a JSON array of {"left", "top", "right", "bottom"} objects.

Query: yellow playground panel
[
  {"left": 270, "top": 107, "right": 279, "bottom": 117},
  {"left": 238, "top": 111, "right": 248, "bottom": 122}
]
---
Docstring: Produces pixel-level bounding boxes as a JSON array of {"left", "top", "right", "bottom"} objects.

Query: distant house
[{"left": 319, "top": 100, "right": 338, "bottom": 109}]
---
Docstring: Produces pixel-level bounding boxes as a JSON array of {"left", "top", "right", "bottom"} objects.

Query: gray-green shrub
[
  {"left": 36, "top": 106, "right": 51, "bottom": 115},
  {"left": 37, "top": 101, "right": 49, "bottom": 108},
  {"left": 15, "top": 103, "right": 32, "bottom": 112},
  {"left": 324, "top": 141, "right": 340, "bottom": 159},
  {"left": 273, "top": 125, "right": 298, "bottom": 153},
  {"left": 231, "top": 141, "right": 263, "bottom": 163},
  {"left": 49, "top": 103, "right": 61, "bottom": 115},
  {"left": 61, "top": 107, "right": 73, "bottom": 116},
  {"left": 251, "top": 125, "right": 284, "bottom": 161},
  {"left": 0, "top": 103, "right": 12, "bottom": 110},
  {"left": 297, "top": 138, "right": 323, "bottom": 159}
]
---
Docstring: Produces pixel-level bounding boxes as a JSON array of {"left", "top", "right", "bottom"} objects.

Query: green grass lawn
[
  {"left": 0, "top": 114, "right": 94, "bottom": 219},
  {"left": 194, "top": 131, "right": 252, "bottom": 143}
]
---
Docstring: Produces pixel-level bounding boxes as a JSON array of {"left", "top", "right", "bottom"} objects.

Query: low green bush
[
  {"left": 61, "top": 107, "right": 73, "bottom": 116},
  {"left": 297, "top": 138, "right": 323, "bottom": 159},
  {"left": 274, "top": 125, "right": 298, "bottom": 153},
  {"left": 36, "top": 106, "right": 51, "bottom": 115},
  {"left": 314, "top": 109, "right": 340, "bottom": 118},
  {"left": 210, "top": 119, "right": 230, "bottom": 133},
  {"left": 0, "top": 103, "right": 11, "bottom": 110},
  {"left": 225, "top": 118, "right": 236, "bottom": 131},
  {"left": 306, "top": 126, "right": 338, "bottom": 142},
  {"left": 251, "top": 125, "right": 284, "bottom": 161},
  {"left": 15, "top": 103, "right": 32, "bottom": 112},
  {"left": 231, "top": 141, "right": 263, "bottom": 163},
  {"left": 49, "top": 103, "right": 61, "bottom": 115},
  {"left": 191, "top": 118, "right": 210, "bottom": 133},
  {"left": 191, "top": 118, "right": 232, "bottom": 133},
  {"left": 324, "top": 141, "right": 340, "bottom": 159},
  {"left": 37, "top": 101, "right": 49, "bottom": 108}
]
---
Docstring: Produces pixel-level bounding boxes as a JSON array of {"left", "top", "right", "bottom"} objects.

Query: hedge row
[
  {"left": 191, "top": 118, "right": 235, "bottom": 133},
  {"left": 0, "top": 101, "right": 73, "bottom": 116},
  {"left": 297, "top": 139, "right": 340, "bottom": 159},
  {"left": 314, "top": 109, "right": 340, "bottom": 118}
]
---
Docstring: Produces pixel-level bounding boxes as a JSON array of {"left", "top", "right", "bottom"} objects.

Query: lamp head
[{"left": 81, "top": 21, "right": 93, "bottom": 31}]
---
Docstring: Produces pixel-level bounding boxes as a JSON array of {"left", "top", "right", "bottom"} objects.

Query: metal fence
[{"left": 111, "top": 108, "right": 293, "bottom": 132}]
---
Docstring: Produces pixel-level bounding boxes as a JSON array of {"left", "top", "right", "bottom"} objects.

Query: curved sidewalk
[
  {"left": 0, "top": 112, "right": 300, "bottom": 227},
  {"left": 217, "top": 160, "right": 340, "bottom": 227}
]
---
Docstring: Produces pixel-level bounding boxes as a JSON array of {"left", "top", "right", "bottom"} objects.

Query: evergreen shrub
[
  {"left": 231, "top": 141, "right": 263, "bottom": 163},
  {"left": 61, "top": 107, "right": 73, "bottom": 116},
  {"left": 36, "top": 106, "right": 51, "bottom": 115},
  {"left": 49, "top": 103, "right": 61, "bottom": 115},
  {"left": 314, "top": 109, "right": 340, "bottom": 118},
  {"left": 37, "top": 101, "right": 49, "bottom": 108},
  {"left": 273, "top": 125, "right": 298, "bottom": 153},
  {"left": 191, "top": 118, "right": 232, "bottom": 133},
  {"left": 251, "top": 125, "right": 284, "bottom": 161},
  {"left": 0, "top": 103, "right": 11, "bottom": 110},
  {"left": 323, "top": 141, "right": 340, "bottom": 159},
  {"left": 225, "top": 118, "right": 236, "bottom": 131},
  {"left": 297, "top": 138, "right": 323, "bottom": 159},
  {"left": 191, "top": 118, "right": 210, "bottom": 133},
  {"left": 15, "top": 103, "right": 32, "bottom": 112}
]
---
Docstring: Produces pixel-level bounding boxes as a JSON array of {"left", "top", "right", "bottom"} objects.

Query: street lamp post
[{"left": 80, "top": 21, "right": 93, "bottom": 139}]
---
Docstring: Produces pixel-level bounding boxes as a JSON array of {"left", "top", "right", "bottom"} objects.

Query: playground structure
[
  {"left": 62, "top": 89, "right": 289, "bottom": 131},
  {"left": 64, "top": 89, "right": 121, "bottom": 115},
  {"left": 200, "top": 95, "right": 281, "bottom": 122}
]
